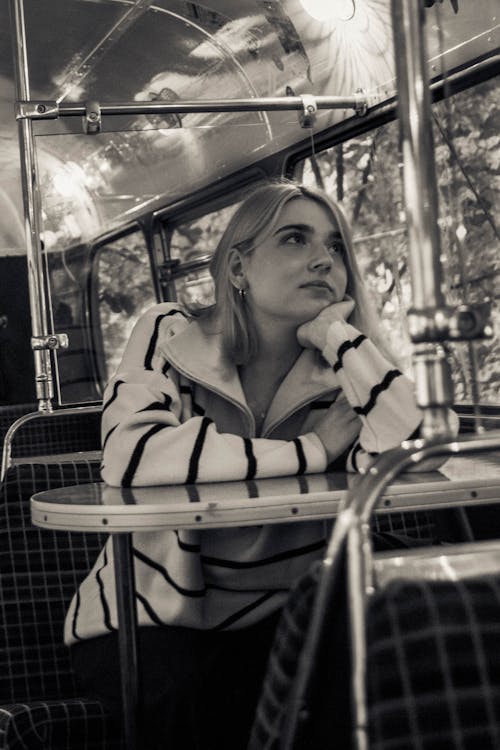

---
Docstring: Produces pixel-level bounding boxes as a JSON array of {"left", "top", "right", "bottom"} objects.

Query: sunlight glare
[{"left": 299, "top": 0, "right": 356, "bottom": 22}]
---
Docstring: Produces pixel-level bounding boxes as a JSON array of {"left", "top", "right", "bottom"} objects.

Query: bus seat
[
  {"left": 250, "top": 544, "right": 500, "bottom": 749},
  {"left": 0, "top": 403, "right": 101, "bottom": 460},
  {"left": 248, "top": 560, "right": 327, "bottom": 750},
  {"left": 366, "top": 572, "right": 500, "bottom": 750},
  {"left": 372, "top": 506, "right": 479, "bottom": 548},
  {"left": 371, "top": 509, "right": 437, "bottom": 546},
  {"left": 0, "top": 460, "right": 122, "bottom": 750},
  {"left": 248, "top": 556, "right": 355, "bottom": 750}
]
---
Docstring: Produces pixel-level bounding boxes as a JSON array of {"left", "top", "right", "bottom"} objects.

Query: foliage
[
  {"left": 97, "top": 235, "right": 156, "bottom": 378},
  {"left": 302, "top": 76, "right": 499, "bottom": 405}
]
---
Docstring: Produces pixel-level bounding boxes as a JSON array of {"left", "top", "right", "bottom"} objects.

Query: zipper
[
  {"left": 164, "top": 345, "right": 339, "bottom": 439},
  {"left": 163, "top": 350, "right": 257, "bottom": 435}
]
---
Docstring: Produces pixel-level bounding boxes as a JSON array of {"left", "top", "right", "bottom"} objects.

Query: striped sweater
[{"left": 64, "top": 303, "right": 423, "bottom": 643}]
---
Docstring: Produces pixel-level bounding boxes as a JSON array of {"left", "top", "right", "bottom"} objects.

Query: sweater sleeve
[
  {"left": 321, "top": 320, "right": 423, "bottom": 473},
  {"left": 100, "top": 312, "right": 327, "bottom": 487}
]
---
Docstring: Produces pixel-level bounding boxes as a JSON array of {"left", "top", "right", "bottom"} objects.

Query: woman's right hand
[
  {"left": 312, "top": 394, "right": 361, "bottom": 463},
  {"left": 297, "top": 297, "right": 356, "bottom": 352}
]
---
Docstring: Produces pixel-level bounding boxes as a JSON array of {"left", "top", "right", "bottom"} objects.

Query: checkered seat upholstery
[
  {"left": 249, "top": 552, "right": 500, "bottom": 749},
  {"left": 0, "top": 461, "right": 122, "bottom": 750},
  {"left": 0, "top": 404, "right": 101, "bottom": 460}
]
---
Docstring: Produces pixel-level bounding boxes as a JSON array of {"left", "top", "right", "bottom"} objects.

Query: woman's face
[{"left": 242, "top": 197, "right": 348, "bottom": 329}]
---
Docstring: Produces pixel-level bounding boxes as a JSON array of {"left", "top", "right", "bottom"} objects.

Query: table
[
  {"left": 30, "top": 453, "right": 500, "bottom": 750},
  {"left": 30, "top": 453, "right": 500, "bottom": 532}
]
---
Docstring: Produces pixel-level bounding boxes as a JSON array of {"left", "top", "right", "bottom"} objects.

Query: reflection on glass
[
  {"left": 170, "top": 203, "right": 240, "bottom": 307},
  {"left": 97, "top": 230, "right": 156, "bottom": 380},
  {"left": 175, "top": 271, "right": 215, "bottom": 308}
]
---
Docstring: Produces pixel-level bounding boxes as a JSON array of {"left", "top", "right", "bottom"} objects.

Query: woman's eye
[
  {"left": 328, "top": 240, "right": 344, "bottom": 256},
  {"left": 283, "top": 231, "right": 306, "bottom": 246}
]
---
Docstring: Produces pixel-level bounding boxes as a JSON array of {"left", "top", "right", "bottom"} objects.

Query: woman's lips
[{"left": 300, "top": 281, "right": 335, "bottom": 293}]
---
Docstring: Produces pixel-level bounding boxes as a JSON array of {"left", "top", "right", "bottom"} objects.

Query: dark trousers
[{"left": 71, "top": 611, "right": 281, "bottom": 750}]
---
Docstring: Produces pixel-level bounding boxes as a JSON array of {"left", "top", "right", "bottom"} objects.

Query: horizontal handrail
[{"left": 16, "top": 93, "right": 369, "bottom": 120}]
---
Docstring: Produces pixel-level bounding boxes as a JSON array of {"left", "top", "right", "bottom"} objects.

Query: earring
[{"left": 238, "top": 287, "right": 246, "bottom": 301}]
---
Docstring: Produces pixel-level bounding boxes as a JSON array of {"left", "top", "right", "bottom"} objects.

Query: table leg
[{"left": 113, "top": 533, "right": 139, "bottom": 750}]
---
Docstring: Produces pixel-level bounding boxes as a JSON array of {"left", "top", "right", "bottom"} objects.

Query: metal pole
[
  {"left": 391, "top": 0, "right": 455, "bottom": 438},
  {"left": 113, "top": 534, "right": 140, "bottom": 750},
  {"left": 16, "top": 93, "right": 369, "bottom": 124},
  {"left": 9, "top": 0, "right": 54, "bottom": 412}
]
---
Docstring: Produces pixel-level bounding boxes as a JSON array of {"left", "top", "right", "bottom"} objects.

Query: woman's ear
[{"left": 227, "top": 248, "right": 247, "bottom": 290}]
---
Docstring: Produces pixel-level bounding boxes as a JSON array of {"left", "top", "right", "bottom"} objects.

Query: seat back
[
  {"left": 250, "top": 542, "right": 500, "bottom": 750},
  {"left": 371, "top": 508, "right": 437, "bottom": 545},
  {"left": 0, "top": 460, "right": 104, "bottom": 703},
  {"left": 0, "top": 403, "right": 101, "bottom": 459},
  {"left": 367, "top": 571, "right": 500, "bottom": 749}
]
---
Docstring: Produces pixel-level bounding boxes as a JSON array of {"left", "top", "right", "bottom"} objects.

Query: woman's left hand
[{"left": 297, "top": 297, "right": 355, "bottom": 351}]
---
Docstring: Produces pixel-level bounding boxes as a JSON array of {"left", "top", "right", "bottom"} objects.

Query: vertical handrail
[
  {"left": 391, "top": 0, "right": 455, "bottom": 440},
  {"left": 9, "top": 0, "right": 54, "bottom": 412},
  {"left": 393, "top": 1, "right": 443, "bottom": 312}
]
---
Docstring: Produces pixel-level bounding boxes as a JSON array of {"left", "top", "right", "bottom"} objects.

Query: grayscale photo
[{"left": 0, "top": 1, "right": 499, "bottom": 748}]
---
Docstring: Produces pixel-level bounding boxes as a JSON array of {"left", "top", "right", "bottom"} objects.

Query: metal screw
[
  {"left": 88, "top": 112, "right": 98, "bottom": 120},
  {"left": 457, "top": 310, "right": 476, "bottom": 333},
  {"left": 37, "top": 104, "right": 46, "bottom": 113}
]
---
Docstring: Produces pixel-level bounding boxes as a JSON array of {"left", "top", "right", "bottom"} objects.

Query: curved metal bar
[
  {"left": 352, "top": 432, "right": 500, "bottom": 521},
  {"left": 282, "top": 431, "right": 500, "bottom": 750},
  {"left": 0, "top": 404, "right": 102, "bottom": 482},
  {"left": 346, "top": 430, "right": 500, "bottom": 750},
  {"left": 281, "top": 505, "right": 356, "bottom": 749}
]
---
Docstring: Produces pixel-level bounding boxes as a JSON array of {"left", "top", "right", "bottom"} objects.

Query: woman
[{"left": 67, "top": 181, "right": 448, "bottom": 749}]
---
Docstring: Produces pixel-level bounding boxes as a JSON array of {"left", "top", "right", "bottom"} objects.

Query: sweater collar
[{"left": 160, "top": 315, "right": 339, "bottom": 425}]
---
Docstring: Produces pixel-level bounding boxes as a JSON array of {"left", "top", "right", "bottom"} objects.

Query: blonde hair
[{"left": 194, "top": 180, "right": 396, "bottom": 366}]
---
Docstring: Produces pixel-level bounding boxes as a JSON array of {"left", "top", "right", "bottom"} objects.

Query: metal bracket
[
  {"left": 16, "top": 100, "right": 59, "bottom": 120},
  {"left": 411, "top": 344, "right": 454, "bottom": 409},
  {"left": 354, "top": 88, "right": 368, "bottom": 117},
  {"left": 407, "top": 301, "right": 493, "bottom": 342},
  {"left": 83, "top": 101, "right": 102, "bottom": 134},
  {"left": 31, "top": 333, "right": 69, "bottom": 351},
  {"left": 298, "top": 94, "right": 317, "bottom": 129},
  {"left": 158, "top": 258, "right": 181, "bottom": 285}
]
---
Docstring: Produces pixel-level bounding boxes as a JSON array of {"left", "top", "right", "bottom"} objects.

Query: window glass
[
  {"left": 168, "top": 203, "right": 239, "bottom": 307},
  {"left": 48, "top": 242, "right": 102, "bottom": 405},
  {"left": 96, "top": 229, "right": 156, "bottom": 380},
  {"left": 297, "top": 76, "right": 499, "bottom": 406}
]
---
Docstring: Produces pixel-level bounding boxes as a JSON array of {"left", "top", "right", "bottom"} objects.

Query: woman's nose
[{"left": 309, "top": 243, "right": 333, "bottom": 271}]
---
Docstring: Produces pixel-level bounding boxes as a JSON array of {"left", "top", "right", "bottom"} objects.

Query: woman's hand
[
  {"left": 312, "top": 393, "right": 361, "bottom": 463},
  {"left": 297, "top": 297, "right": 355, "bottom": 351}
]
